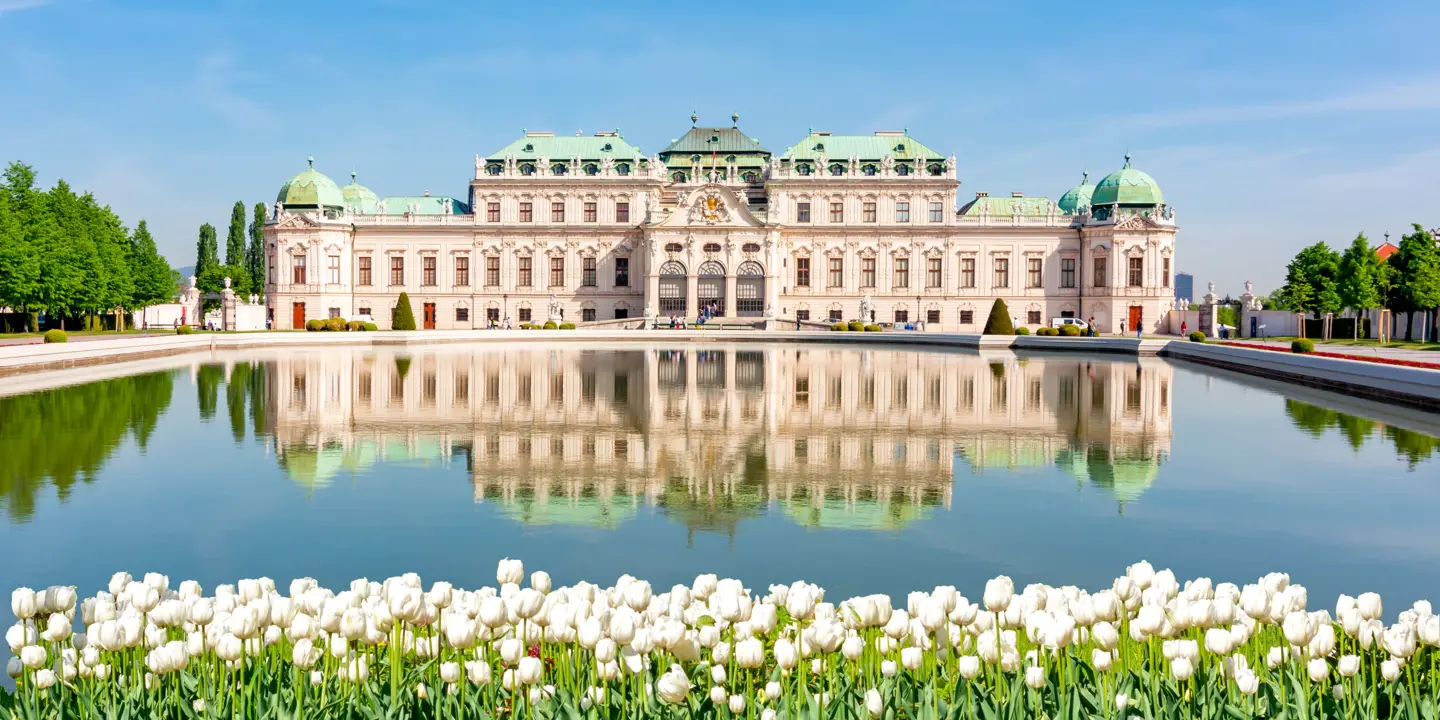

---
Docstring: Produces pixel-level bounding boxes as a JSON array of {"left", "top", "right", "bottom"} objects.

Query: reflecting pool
[{"left": 2, "top": 344, "right": 1438, "bottom": 617}]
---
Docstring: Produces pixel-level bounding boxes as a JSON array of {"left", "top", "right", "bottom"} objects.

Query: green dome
[
  {"left": 1091, "top": 155, "right": 1163, "bottom": 206},
  {"left": 340, "top": 171, "right": 380, "bottom": 214},
  {"left": 1056, "top": 171, "right": 1095, "bottom": 214},
  {"left": 277, "top": 156, "right": 345, "bottom": 209}
]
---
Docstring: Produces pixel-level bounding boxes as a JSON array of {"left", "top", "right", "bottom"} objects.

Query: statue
[
  {"left": 441, "top": 197, "right": 453, "bottom": 215},
  {"left": 601, "top": 156, "right": 614, "bottom": 175},
  {"left": 1244, "top": 280, "right": 1253, "bottom": 295},
  {"left": 223, "top": 276, "right": 232, "bottom": 290},
  {"left": 880, "top": 153, "right": 894, "bottom": 175},
  {"left": 548, "top": 294, "right": 562, "bottom": 322},
  {"left": 945, "top": 155, "right": 957, "bottom": 175},
  {"left": 273, "top": 201, "right": 285, "bottom": 219},
  {"left": 474, "top": 154, "right": 482, "bottom": 176},
  {"left": 537, "top": 156, "right": 549, "bottom": 176},
  {"left": 849, "top": 155, "right": 859, "bottom": 176},
  {"left": 1208, "top": 281, "right": 1216, "bottom": 295},
  {"left": 764, "top": 303, "right": 776, "bottom": 321},
  {"left": 860, "top": 295, "right": 874, "bottom": 323},
  {"left": 187, "top": 275, "right": 198, "bottom": 290}
]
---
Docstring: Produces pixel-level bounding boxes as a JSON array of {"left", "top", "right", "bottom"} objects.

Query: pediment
[
  {"left": 656, "top": 184, "right": 767, "bottom": 229},
  {"left": 1113, "top": 214, "right": 1161, "bottom": 231},
  {"left": 275, "top": 213, "right": 321, "bottom": 230}
]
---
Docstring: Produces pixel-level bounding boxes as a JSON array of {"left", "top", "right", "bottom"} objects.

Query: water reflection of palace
[{"left": 264, "top": 346, "right": 1173, "bottom": 530}]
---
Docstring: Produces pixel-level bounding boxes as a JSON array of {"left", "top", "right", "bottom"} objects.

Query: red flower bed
[{"left": 1220, "top": 342, "right": 1440, "bottom": 370}]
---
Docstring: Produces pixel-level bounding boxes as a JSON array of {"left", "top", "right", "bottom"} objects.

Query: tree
[
  {"left": 225, "top": 201, "right": 247, "bottom": 267},
  {"left": 194, "top": 223, "right": 219, "bottom": 279},
  {"left": 392, "top": 291, "right": 417, "bottom": 330},
  {"left": 128, "top": 221, "right": 174, "bottom": 306},
  {"left": 1337, "top": 233, "right": 1381, "bottom": 338},
  {"left": 982, "top": 298, "right": 1013, "bottom": 335},
  {"left": 197, "top": 264, "right": 250, "bottom": 311},
  {"left": 247, "top": 202, "right": 266, "bottom": 294},
  {"left": 1388, "top": 225, "right": 1440, "bottom": 341},
  {"left": 1277, "top": 242, "right": 1341, "bottom": 317},
  {"left": 0, "top": 164, "right": 43, "bottom": 325}
]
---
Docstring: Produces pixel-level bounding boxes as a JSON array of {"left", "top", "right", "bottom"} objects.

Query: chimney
[
  {"left": 975, "top": 192, "right": 988, "bottom": 198},
  {"left": 1011, "top": 191, "right": 1024, "bottom": 198}
]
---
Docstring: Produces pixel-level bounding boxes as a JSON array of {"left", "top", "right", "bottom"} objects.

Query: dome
[
  {"left": 1091, "top": 154, "right": 1163, "bottom": 206},
  {"left": 276, "top": 156, "right": 345, "bottom": 209},
  {"left": 339, "top": 171, "right": 380, "bottom": 214},
  {"left": 1056, "top": 171, "right": 1095, "bottom": 214}
]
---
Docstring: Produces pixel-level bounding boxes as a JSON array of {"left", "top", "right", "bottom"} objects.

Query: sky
[{"left": 2, "top": 0, "right": 1438, "bottom": 295}]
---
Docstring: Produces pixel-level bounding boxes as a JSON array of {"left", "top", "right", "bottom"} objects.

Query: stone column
[
  {"left": 221, "top": 284, "right": 238, "bottom": 331},
  {"left": 724, "top": 274, "right": 737, "bottom": 317},
  {"left": 685, "top": 274, "right": 698, "bottom": 319}
]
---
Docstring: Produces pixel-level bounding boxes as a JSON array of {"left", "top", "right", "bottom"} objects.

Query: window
[
  {"left": 894, "top": 257, "right": 909, "bottom": 288},
  {"left": 796, "top": 202, "right": 811, "bottom": 223},
  {"left": 927, "top": 258, "right": 942, "bottom": 288},
  {"left": 616, "top": 164, "right": 630, "bottom": 176},
  {"left": 896, "top": 201, "right": 910, "bottom": 223},
  {"left": 1094, "top": 257, "right": 1108, "bottom": 287},
  {"left": 993, "top": 257, "right": 1010, "bottom": 288},
  {"left": 664, "top": 242, "right": 683, "bottom": 253},
  {"left": 456, "top": 307, "right": 469, "bottom": 322},
  {"left": 357, "top": 256, "right": 372, "bottom": 286},
  {"left": 582, "top": 257, "right": 596, "bottom": 287},
  {"left": 1028, "top": 258, "right": 1043, "bottom": 288},
  {"left": 519, "top": 308, "right": 532, "bottom": 323},
  {"left": 614, "top": 257, "right": 629, "bottom": 287},
  {"left": 929, "top": 201, "right": 944, "bottom": 222},
  {"left": 328, "top": 307, "right": 341, "bottom": 319},
  {"left": 796, "top": 310, "right": 810, "bottom": 321},
  {"left": 960, "top": 310, "right": 974, "bottom": 324},
  {"left": 1061, "top": 258, "right": 1076, "bottom": 289},
  {"left": 616, "top": 202, "right": 629, "bottom": 223},
  {"left": 894, "top": 309, "right": 908, "bottom": 323},
  {"left": 422, "top": 256, "right": 436, "bottom": 286},
  {"left": 742, "top": 242, "right": 761, "bottom": 253},
  {"left": 702, "top": 242, "right": 721, "bottom": 253},
  {"left": 519, "top": 202, "right": 533, "bottom": 222},
  {"left": 961, "top": 258, "right": 975, "bottom": 288},
  {"left": 795, "top": 257, "right": 810, "bottom": 287},
  {"left": 863, "top": 202, "right": 876, "bottom": 223},
  {"left": 583, "top": 202, "right": 597, "bottom": 222},
  {"left": 457, "top": 256, "right": 472, "bottom": 287},
  {"left": 582, "top": 308, "right": 596, "bottom": 322},
  {"left": 861, "top": 257, "right": 876, "bottom": 288},
  {"left": 326, "top": 255, "right": 339, "bottom": 284},
  {"left": 551, "top": 201, "right": 565, "bottom": 222},
  {"left": 1163, "top": 258, "right": 1171, "bottom": 288},
  {"left": 358, "top": 305, "right": 371, "bottom": 317},
  {"left": 486, "top": 202, "right": 500, "bottom": 222},
  {"left": 927, "top": 309, "right": 940, "bottom": 324},
  {"left": 518, "top": 257, "right": 532, "bottom": 287},
  {"left": 291, "top": 255, "right": 306, "bottom": 284},
  {"left": 486, "top": 307, "right": 498, "bottom": 324},
  {"left": 828, "top": 257, "right": 843, "bottom": 288},
  {"left": 614, "top": 308, "right": 628, "bottom": 319},
  {"left": 828, "top": 308, "right": 843, "bottom": 321},
  {"left": 829, "top": 202, "right": 843, "bottom": 223},
  {"left": 1129, "top": 257, "right": 1143, "bottom": 287},
  {"left": 390, "top": 256, "right": 404, "bottom": 286},
  {"left": 550, "top": 257, "right": 564, "bottom": 286},
  {"left": 484, "top": 257, "right": 498, "bottom": 287}
]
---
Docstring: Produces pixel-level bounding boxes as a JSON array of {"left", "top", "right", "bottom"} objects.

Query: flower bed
[
  {"left": 1222, "top": 342, "right": 1440, "bottom": 371},
  {"left": 6, "top": 560, "right": 1438, "bottom": 719}
]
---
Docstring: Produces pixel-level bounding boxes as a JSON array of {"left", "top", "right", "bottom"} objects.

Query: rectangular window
[
  {"left": 861, "top": 257, "right": 876, "bottom": 288},
  {"left": 927, "top": 309, "right": 940, "bottom": 324},
  {"left": 389, "top": 256, "right": 403, "bottom": 286},
  {"left": 518, "top": 257, "right": 532, "bottom": 287},
  {"left": 422, "top": 256, "right": 436, "bottom": 286},
  {"left": 1094, "top": 257, "right": 1108, "bottom": 287},
  {"left": 616, "top": 201, "right": 629, "bottom": 223},
  {"left": 795, "top": 257, "right": 810, "bottom": 287},
  {"left": 519, "top": 202, "right": 533, "bottom": 222},
  {"left": 550, "top": 201, "right": 564, "bottom": 222},
  {"left": 550, "top": 257, "right": 564, "bottom": 287},
  {"left": 1027, "top": 310, "right": 1042, "bottom": 325},
  {"left": 519, "top": 308, "right": 532, "bottom": 323},
  {"left": 862, "top": 201, "right": 876, "bottom": 223},
  {"left": 357, "top": 256, "right": 372, "bottom": 286},
  {"left": 829, "top": 202, "right": 843, "bottom": 223},
  {"left": 796, "top": 310, "right": 810, "bottom": 321},
  {"left": 614, "top": 308, "right": 628, "bottom": 319},
  {"left": 1061, "top": 258, "right": 1076, "bottom": 288},
  {"left": 485, "top": 256, "right": 499, "bottom": 287},
  {"left": 994, "top": 257, "right": 1010, "bottom": 288},
  {"left": 582, "top": 257, "right": 596, "bottom": 287},
  {"left": 1028, "top": 258, "right": 1043, "bottom": 288},
  {"left": 796, "top": 202, "right": 811, "bottom": 223},
  {"left": 457, "top": 256, "right": 472, "bottom": 287},
  {"left": 960, "top": 310, "right": 974, "bottom": 325},
  {"left": 614, "top": 257, "right": 629, "bottom": 287},
  {"left": 486, "top": 202, "right": 500, "bottom": 222},
  {"left": 328, "top": 306, "right": 341, "bottom": 319},
  {"left": 582, "top": 308, "right": 596, "bottom": 322},
  {"left": 894, "top": 257, "right": 909, "bottom": 288},
  {"left": 896, "top": 201, "right": 910, "bottom": 223},
  {"left": 456, "top": 307, "right": 469, "bottom": 322},
  {"left": 1129, "top": 257, "right": 1143, "bottom": 287},
  {"left": 583, "top": 201, "right": 597, "bottom": 223},
  {"left": 1163, "top": 258, "right": 1171, "bottom": 288},
  {"left": 961, "top": 257, "right": 975, "bottom": 288},
  {"left": 358, "top": 305, "right": 371, "bottom": 317},
  {"left": 927, "top": 258, "right": 942, "bottom": 288},
  {"left": 828, "top": 257, "right": 843, "bottom": 288},
  {"left": 828, "top": 308, "right": 843, "bottom": 322},
  {"left": 486, "top": 307, "right": 498, "bottom": 324},
  {"left": 326, "top": 255, "right": 339, "bottom": 284},
  {"left": 291, "top": 255, "right": 306, "bottom": 284},
  {"left": 894, "top": 309, "right": 908, "bottom": 323},
  {"left": 929, "top": 201, "right": 944, "bottom": 222}
]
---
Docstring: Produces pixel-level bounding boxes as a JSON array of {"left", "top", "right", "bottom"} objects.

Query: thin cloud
[
  {"left": 1120, "top": 77, "right": 1440, "bottom": 130},
  {"left": 0, "top": 0, "right": 56, "bottom": 12},
  {"left": 193, "top": 53, "right": 271, "bottom": 130}
]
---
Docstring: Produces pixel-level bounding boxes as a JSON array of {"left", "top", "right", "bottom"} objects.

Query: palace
[{"left": 264, "top": 115, "right": 1177, "bottom": 333}]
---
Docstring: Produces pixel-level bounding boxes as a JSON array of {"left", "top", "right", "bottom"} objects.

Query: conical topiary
[
  {"left": 392, "top": 292, "right": 417, "bottom": 330},
  {"left": 982, "top": 298, "right": 1014, "bottom": 335}
]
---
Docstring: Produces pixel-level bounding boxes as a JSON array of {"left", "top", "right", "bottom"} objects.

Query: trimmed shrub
[
  {"left": 848, "top": 320, "right": 864, "bottom": 332},
  {"left": 1291, "top": 338, "right": 1315, "bottom": 354},
  {"left": 1188, "top": 331, "right": 1206, "bottom": 343},
  {"left": 863, "top": 324, "right": 882, "bottom": 332},
  {"left": 558, "top": 322, "right": 576, "bottom": 330},
  {"left": 830, "top": 323, "right": 847, "bottom": 331},
  {"left": 982, "top": 299, "right": 1013, "bottom": 335},
  {"left": 392, "top": 292, "right": 417, "bottom": 331},
  {"left": 305, "top": 319, "right": 324, "bottom": 332},
  {"left": 176, "top": 325, "right": 195, "bottom": 335},
  {"left": 362, "top": 323, "right": 378, "bottom": 332},
  {"left": 1059, "top": 324, "right": 1081, "bottom": 337},
  {"left": 43, "top": 329, "right": 67, "bottom": 343},
  {"left": 542, "top": 320, "right": 558, "bottom": 330},
  {"left": 1015, "top": 327, "right": 1031, "bottom": 336},
  {"left": 346, "top": 321, "right": 364, "bottom": 331},
  {"left": 326, "top": 317, "right": 346, "bottom": 332}
]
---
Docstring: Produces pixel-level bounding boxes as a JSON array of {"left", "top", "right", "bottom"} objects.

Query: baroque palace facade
[{"left": 265, "top": 115, "right": 1178, "bottom": 333}]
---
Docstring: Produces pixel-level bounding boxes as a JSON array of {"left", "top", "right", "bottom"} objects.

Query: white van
[{"left": 1051, "top": 317, "right": 1089, "bottom": 330}]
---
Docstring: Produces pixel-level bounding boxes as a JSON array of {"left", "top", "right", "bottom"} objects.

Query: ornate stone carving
[{"left": 688, "top": 190, "right": 732, "bottom": 225}]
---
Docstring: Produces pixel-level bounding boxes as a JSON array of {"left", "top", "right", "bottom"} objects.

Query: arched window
[
  {"left": 741, "top": 171, "right": 757, "bottom": 183},
  {"left": 797, "top": 163, "right": 812, "bottom": 176},
  {"left": 829, "top": 164, "right": 845, "bottom": 176},
  {"left": 726, "top": 155, "right": 736, "bottom": 163},
  {"left": 664, "top": 242, "right": 683, "bottom": 253},
  {"left": 659, "top": 260, "right": 687, "bottom": 275},
  {"left": 737, "top": 261, "right": 764, "bottom": 276},
  {"left": 698, "top": 260, "right": 725, "bottom": 277},
  {"left": 741, "top": 242, "right": 761, "bottom": 253},
  {"left": 615, "top": 163, "right": 630, "bottom": 176},
  {"left": 862, "top": 164, "right": 877, "bottom": 176},
  {"left": 583, "top": 164, "right": 599, "bottom": 176},
  {"left": 926, "top": 164, "right": 943, "bottom": 176},
  {"left": 519, "top": 163, "right": 535, "bottom": 176},
  {"left": 672, "top": 171, "right": 687, "bottom": 183},
  {"left": 702, "top": 242, "right": 722, "bottom": 254},
  {"left": 895, "top": 164, "right": 910, "bottom": 176},
  {"left": 486, "top": 163, "right": 503, "bottom": 176},
  {"left": 551, "top": 164, "right": 568, "bottom": 175}
]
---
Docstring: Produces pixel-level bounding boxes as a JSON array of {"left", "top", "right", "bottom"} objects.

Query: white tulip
[
  {"left": 1335, "top": 654, "right": 1359, "bottom": 678},
  {"left": 1357, "top": 593, "right": 1382, "bottom": 621},
  {"left": 774, "top": 638, "right": 797, "bottom": 669},
  {"left": 439, "top": 661, "right": 461, "bottom": 685},
  {"left": 900, "top": 646, "right": 923, "bottom": 671},
  {"left": 1024, "top": 666, "right": 1046, "bottom": 689},
  {"left": 710, "top": 664, "right": 726, "bottom": 685},
  {"left": 880, "top": 659, "right": 897, "bottom": 677},
  {"left": 624, "top": 582, "right": 652, "bottom": 612},
  {"left": 1092, "top": 648, "right": 1113, "bottom": 672},
  {"left": 11, "top": 588, "right": 37, "bottom": 620},
  {"left": 34, "top": 668, "right": 56, "bottom": 690},
  {"left": 496, "top": 559, "right": 524, "bottom": 586},
  {"left": 709, "top": 686, "right": 727, "bottom": 705},
  {"left": 1306, "top": 657, "right": 1329, "bottom": 683},
  {"left": 6, "top": 657, "right": 20, "bottom": 679},
  {"left": 7, "top": 623, "right": 35, "bottom": 653},
  {"left": 499, "top": 637, "right": 523, "bottom": 665},
  {"left": 863, "top": 688, "right": 883, "bottom": 718},
  {"left": 1171, "top": 657, "right": 1194, "bottom": 682},
  {"left": 517, "top": 656, "right": 542, "bottom": 685},
  {"left": 478, "top": 597, "right": 506, "bottom": 629},
  {"left": 983, "top": 577, "right": 1014, "bottom": 612},
  {"left": 727, "top": 694, "right": 746, "bottom": 714},
  {"left": 20, "top": 645, "right": 46, "bottom": 669},
  {"left": 1381, "top": 659, "right": 1401, "bottom": 682},
  {"left": 1115, "top": 692, "right": 1130, "bottom": 710},
  {"left": 735, "top": 637, "right": 765, "bottom": 669},
  {"left": 655, "top": 667, "right": 692, "bottom": 705},
  {"left": 1383, "top": 623, "right": 1417, "bottom": 659},
  {"left": 466, "top": 660, "right": 491, "bottom": 685}
]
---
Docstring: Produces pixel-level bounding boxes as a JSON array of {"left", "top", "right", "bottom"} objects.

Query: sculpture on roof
[
  {"left": 273, "top": 201, "right": 285, "bottom": 220},
  {"left": 442, "top": 198, "right": 453, "bottom": 215},
  {"left": 880, "top": 153, "right": 894, "bottom": 176},
  {"left": 474, "top": 154, "right": 482, "bottom": 177},
  {"left": 537, "top": 156, "right": 549, "bottom": 176},
  {"left": 601, "top": 156, "right": 614, "bottom": 175},
  {"left": 650, "top": 155, "right": 665, "bottom": 179},
  {"left": 945, "top": 155, "right": 956, "bottom": 175}
]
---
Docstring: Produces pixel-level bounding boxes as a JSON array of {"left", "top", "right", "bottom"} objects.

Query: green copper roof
[
  {"left": 340, "top": 172, "right": 381, "bottom": 214},
  {"left": 486, "top": 132, "right": 645, "bottom": 161},
  {"left": 1091, "top": 155, "right": 1163, "bottom": 206},
  {"left": 660, "top": 127, "right": 770, "bottom": 157},
  {"left": 958, "top": 194, "right": 1055, "bottom": 216},
  {"left": 378, "top": 196, "right": 471, "bottom": 215},
  {"left": 1056, "top": 171, "right": 1095, "bottom": 214},
  {"left": 277, "top": 157, "right": 345, "bottom": 208},
  {"left": 780, "top": 132, "right": 944, "bottom": 161}
]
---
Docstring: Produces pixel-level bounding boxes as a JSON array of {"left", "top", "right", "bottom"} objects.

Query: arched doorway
[
  {"left": 698, "top": 260, "right": 725, "bottom": 317},
  {"left": 658, "top": 261, "right": 687, "bottom": 315},
  {"left": 736, "top": 261, "right": 765, "bottom": 316}
]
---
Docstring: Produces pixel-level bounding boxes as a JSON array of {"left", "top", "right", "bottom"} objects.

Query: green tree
[
  {"left": 982, "top": 298, "right": 1013, "bottom": 335},
  {"left": 1277, "top": 242, "right": 1341, "bottom": 317},
  {"left": 225, "top": 201, "right": 247, "bottom": 267},
  {"left": 0, "top": 163, "right": 44, "bottom": 324},
  {"left": 195, "top": 222, "right": 219, "bottom": 279},
  {"left": 1337, "top": 233, "right": 1381, "bottom": 338},
  {"left": 43, "top": 180, "right": 102, "bottom": 323},
  {"left": 128, "top": 221, "right": 174, "bottom": 306},
  {"left": 1388, "top": 225, "right": 1440, "bottom": 341},
  {"left": 392, "top": 291, "right": 417, "bottom": 330},
  {"left": 247, "top": 202, "right": 266, "bottom": 294},
  {"left": 197, "top": 263, "right": 250, "bottom": 309}
]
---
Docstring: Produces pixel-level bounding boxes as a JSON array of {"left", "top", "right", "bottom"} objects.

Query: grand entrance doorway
[
  {"left": 658, "top": 261, "right": 687, "bottom": 315},
  {"left": 292, "top": 302, "right": 305, "bottom": 329},
  {"left": 697, "top": 261, "right": 725, "bottom": 316},
  {"left": 423, "top": 303, "right": 437, "bottom": 329},
  {"left": 736, "top": 261, "right": 765, "bottom": 316},
  {"left": 1128, "top": 305, "right": 1143, "bottom": 333}
]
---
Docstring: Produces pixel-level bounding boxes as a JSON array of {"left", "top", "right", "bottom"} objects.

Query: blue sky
[{"left": 2, "top": 0, "right": 1437, "bottom": 294}]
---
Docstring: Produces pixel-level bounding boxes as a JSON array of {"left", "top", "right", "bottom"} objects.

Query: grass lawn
[
  {"left": 0, "top": 329, "right": 167, "bottom": 339},
  {"left": 1238, "top": 336, "right": 1440, "bottom": 350}
]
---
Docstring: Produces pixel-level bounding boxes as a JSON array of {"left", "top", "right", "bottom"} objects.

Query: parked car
[
  {"left": 1051, "top": 317, "right": 1089, "bottom": 330},
  {"left": 353, "top": 313, "right": 374, "bottom": 324}
]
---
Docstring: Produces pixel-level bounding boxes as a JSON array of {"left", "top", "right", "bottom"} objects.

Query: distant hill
[{"left": 173, "top": 265, "right": 195, "bottom": 279}]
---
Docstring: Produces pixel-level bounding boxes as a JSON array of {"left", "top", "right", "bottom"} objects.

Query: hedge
[
  {"left": 1291, "top": 338, "right": 1315, "bottom": 354},
  {"left": 392, "top": 292, "right": 417, "bottom": 331},
  {"left": 1015, "top": 327, "right": 1030, "bottom": 336},
  {"left": 982, "top": 299, "right": 1013, "bottom": 335},
  {"left": 175, "top": 325, "right": 195, "bottom": 335},
  {"left": 42, "top": 329, "right": 67, "bottom": 343},
  {"left": 1189, "top": 331, "right": 1207, "bottom": 343},
  {"left": 863, "top": 324, "right": 882, "bottom": 332},
  {"left": 1059, "top": 324, "right": 1081, "bottom": 337}
]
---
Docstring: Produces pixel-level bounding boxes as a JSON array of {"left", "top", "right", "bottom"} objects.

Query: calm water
[{"left": 3, "top": 343, "right": 1438, "bottom": 616}]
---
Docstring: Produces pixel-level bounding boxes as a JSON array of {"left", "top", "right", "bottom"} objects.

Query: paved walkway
[
  {"left": 1228, "top": 339, "right": 1440, "bottom": 364},
  {"left": 0, "top": 333, "right": 174, "bottom": 347}
]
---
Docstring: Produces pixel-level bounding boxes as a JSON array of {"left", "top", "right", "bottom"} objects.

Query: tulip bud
[
  {"left": 1115, "top": 693, "right": 1130, "bottom": 710},
  {"left": 880, "top": 659, "right": 897, "bottom": 677},
  {"left": 1171, "top": 657, "right": 1194, "bottom": 682},
  {"left": 765, "top": 681, "right": 781, "bottom": 700},
  {"left": 1380, "top": 660, "right": 1400, "bottom": 682},
  {"left": 1024, "top": 666, "right": 1046, "bottom": 690},
  {"left": 1357, "top": 593, "right": 1382, "bottom": 621},
  {"left": 1307, "top": 658, "right": 1329, "bottom": 683},
  {"left": 1092, "top": 648, "right": 1113, "bottom": 672}
]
